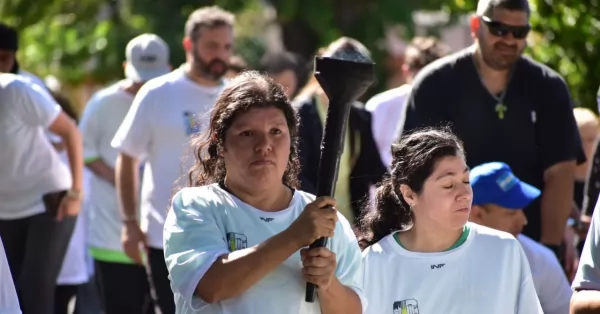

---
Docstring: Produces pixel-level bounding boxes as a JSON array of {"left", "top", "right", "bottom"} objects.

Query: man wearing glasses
[{"left": 397, "top": 0, "right": 583, "bottom": 273}]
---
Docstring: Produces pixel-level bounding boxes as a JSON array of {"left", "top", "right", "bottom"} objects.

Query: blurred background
[{"left": 2, "top": 0, "right": 599, "bottom": 112}]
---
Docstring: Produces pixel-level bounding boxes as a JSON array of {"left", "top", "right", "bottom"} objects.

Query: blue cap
[{"left": 470, "top": 162, "right": 541, "bottom": 210}]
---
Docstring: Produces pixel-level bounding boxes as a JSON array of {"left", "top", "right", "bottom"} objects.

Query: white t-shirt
[
  {"left": 17, "top": 70, "right": 61, "bottom": 144},
  {"left": 0, "top": 237, "right": 21, "bottom": 313},
  {"left": 164, "top": 184, "right": 365, "bottom": 314},
  {"left": 362, "top": 223, "right": 542, "bottom": 314},
  {"left": 80, "top": 82, "right": 135, "bottom": 251},
  {"left": 112, "top": 69, "right": 224, "bottom": 249},
  {"left": 573, "top": 199, "right": 600, "bottom": 291},
  {"left": 364, "top": 84, "right": 411, "bottom": 167},
  {"left": 517, "top": 234, "right": 571, "bottom": 314},
  {"left": 0, "top": 74, "right": 71, "bottom": 219}
]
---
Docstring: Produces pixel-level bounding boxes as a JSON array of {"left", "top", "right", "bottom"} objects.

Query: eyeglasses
[{"left": 480, "top": 16, "right": 531, "bottom": 39}]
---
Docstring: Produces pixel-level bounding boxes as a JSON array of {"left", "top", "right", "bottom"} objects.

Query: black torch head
[{"left": 314, "top": 47, "right": 375, "bottom": 105}]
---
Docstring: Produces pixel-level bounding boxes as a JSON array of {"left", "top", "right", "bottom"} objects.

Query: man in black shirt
[{"left": 399, "top": 0, "right": 582, "bottom": 263}]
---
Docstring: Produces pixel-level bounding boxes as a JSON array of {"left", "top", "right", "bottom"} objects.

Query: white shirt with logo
[
  {"left": 362, "top": 223, "right": 542, "bottom": 314},
  {"left": 112, "top": 69, "right": 224, "bottom": 249},
  {"left": 573, "top": 199, "right": 600, "bottom": 291},
  {"left": 0, "top": 74, "right": 71, "bottom": 219},
  {"left": 80, "top": 82, "right": 135, "bottom": 252},
  {"left": 517, "top": 234, "right": 571, "bottom": 314},
  {"left": 364, "top": 84, "right": 411, "bottom": 167},
  {"left": 0, "top": 236, "right": 21, "bottom": 313},
  {"left": 164, "top": 184, "right": 365, "bottom": 314}
]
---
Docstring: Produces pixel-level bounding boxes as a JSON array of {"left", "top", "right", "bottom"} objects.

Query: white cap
[{"left": 125, "top": 34, "right": 170, "bottom": 82}]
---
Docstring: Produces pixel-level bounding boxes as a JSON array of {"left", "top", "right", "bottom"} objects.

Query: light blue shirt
[{"left": 163, "top": 184, "right": 365, "bottom": 314}]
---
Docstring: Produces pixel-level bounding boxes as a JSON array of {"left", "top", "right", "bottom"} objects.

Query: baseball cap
[
  {"left": 125, "top": 34, "right": 170, "bottom": 82},
  {"left": 470, "top": 162, "right": 541, "bottom": 210}
]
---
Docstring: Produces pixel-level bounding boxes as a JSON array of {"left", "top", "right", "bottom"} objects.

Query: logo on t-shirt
[
  {"left": 183, "top": 111, "right": 202, "bottom": 136},
  {"left": 260, "top": 217, "right": 274, "bottom": 222},
  {"left": 393, "top": 299, "right": 419, "bottom": 314},
  {"left": 226, "top": 232, "right": 248, "bottom": 252}
]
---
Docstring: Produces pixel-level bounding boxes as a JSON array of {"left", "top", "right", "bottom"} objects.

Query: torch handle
[{"left": 305, "top": 97, "right": 352, "bottom": 303}]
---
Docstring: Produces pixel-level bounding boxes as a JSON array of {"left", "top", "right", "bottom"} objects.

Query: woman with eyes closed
[
  {"left": 358, "top": 127, "right": 542, "bottom": 314},
  {"left": 163, "top": 71, "right": 364, "bottom": 314}
]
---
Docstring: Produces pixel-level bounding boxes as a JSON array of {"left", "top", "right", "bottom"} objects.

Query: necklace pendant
[{"left": 495, "top": 103, "right": 507, "bottom": 120}]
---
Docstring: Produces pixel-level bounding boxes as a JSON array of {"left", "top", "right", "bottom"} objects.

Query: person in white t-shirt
[
  {"left": 0, "top": 74, "right": 84, "bottom": 314},
  {"left": 468, "top": 161, "right": 571, "bottom": 314},
  {"left": 571, "top": 199, "right": 600, "bottom": 313},
  {"left": 0, "top": 236, "right": 20, "bottom": 314},
  {"left": 112, "top": 6, "right": 235, "bottom": 314},
  {"left": 359, "top": 127, "right": 542, "bottom": 314},
  {"left": 364, "top": 37, "right": 449, "bottom": 167},
  {"left": 164, "top": 71, "right": 364, "bottom": 314},
  {"left": 81, "top": 33, "right": 170, "bottom": 313}
]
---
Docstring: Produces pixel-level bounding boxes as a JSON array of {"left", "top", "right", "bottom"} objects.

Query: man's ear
[
  {"left": 183, "top": 37, "right": 193, "bottom": 53},
  {"left": 470, "top": 15, "right": 481, "bottom": 38}
]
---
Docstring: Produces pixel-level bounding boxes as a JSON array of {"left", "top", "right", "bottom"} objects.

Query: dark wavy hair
[
  {"left": 358, "top": 127, "right": 465, "bottom": 249},
  {"left": 187, "top": 71, "right": 300, "bottom": 188}
]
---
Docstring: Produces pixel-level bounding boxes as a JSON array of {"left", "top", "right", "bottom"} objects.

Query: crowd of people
[{"left": 2, "top": 0, "right": 600, "bottom": 313}]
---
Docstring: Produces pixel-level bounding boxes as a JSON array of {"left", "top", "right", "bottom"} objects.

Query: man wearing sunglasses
[{"left": 398, "top": 0, "right": 583, "bottom": 273}]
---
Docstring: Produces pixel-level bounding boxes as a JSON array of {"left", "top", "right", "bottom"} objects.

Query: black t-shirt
[{"left": 401, "top": 48, "right": 583, "bottom": 241}]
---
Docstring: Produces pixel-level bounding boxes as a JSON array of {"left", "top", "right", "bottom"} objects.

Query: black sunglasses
[{"left": 480, "top": 16, "right": 531, "bottom": 39}]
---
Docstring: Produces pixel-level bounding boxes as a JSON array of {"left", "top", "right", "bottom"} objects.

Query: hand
[
  {"left": 301, "top": 247, "right": 337, "bottom": 291},
  {"left": 284, "top": 196, "right": 338, "bottom": 248},
  {"left": 56, "top": 196, "right": 80, "bottom": 221},
  {"left": 122, "top": 222, "right": 147, "bottom": 265}
]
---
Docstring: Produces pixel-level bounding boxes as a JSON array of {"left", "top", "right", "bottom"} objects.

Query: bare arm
[
  {"left": 319, "top": 278, "right": 362, "bottom": 314},
  {"left": 541, "top": 161, "right": 576, "bottom": 245},
  {"left": 86, "top": 159, "right": 115, "bottom": 185},
  {"left": 571, "top": 290, "right": 600, "bottom": 314},
  {"left": 197, "top": 230, "right": 300, "bottom": 303},
  {"left": 115, "top": 153, "right": 139, "bottom": 220},
  {"left": 49, "top": 113, "right": 83, "bottom": 191}
]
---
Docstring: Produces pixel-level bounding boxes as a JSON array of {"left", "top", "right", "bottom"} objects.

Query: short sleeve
[
  {"left": 397, "top": 69, "right": 449, "bottom": 138},
  {"left": 12, "top": 79, "right": 61, "bottom": 128},
  {"left": 537, "top": 77, "right": 580, "bottom": 170},
  {"left": 0, "top": 237, "right": 21, "bottom": 314},
  {"left": 330, "top": 215, "right": 366, "bottom": 312},
  {"left": 111, "top": 85, "right": 153, "bottom": 160},
  {"left": 79, "top": 93, "right": 103, "bottom": 163},
  {"left": 515, "top": 244, "right": 544, "bottom": 314},
  {"left": 573, "top": 199, "right": 600, "bottom": 291},
  {"left": 163, "top": 188, "right": 230, "bottom": 311}
]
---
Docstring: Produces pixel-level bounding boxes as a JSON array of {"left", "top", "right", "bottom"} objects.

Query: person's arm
[
  {"left": 571, "top": 291, "right": 600, "bottom": 314},
  {"left": 49, "top": 113, "right": 83, "bottom": 192},
  {"left": 111, "top": 85, "right": 153, "bottom": 220},
  {"left": 16, "top": 80, "right": 83, "bottom": 193},
  {"left": 79, "top": 94, "right": 114, "bottom": 185},
  {"left": 581, "top": 138, "right": 600, "bottom": 223},
  {"left": 537, "top": 77, "right": 579, "bottom": 246},
  {"left": 164, "top": 188, "right": 302, "bottom": 308},
  {"left": 318, "top": 215, "right": 365, "bottom": 314},
  {"left": 571, "top": 199, "right": 600, "bottom": 313}
]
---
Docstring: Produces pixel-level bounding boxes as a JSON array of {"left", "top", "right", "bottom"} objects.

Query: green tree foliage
[{"left": 0, "top": 0, "right": 263, "bottom": 85}]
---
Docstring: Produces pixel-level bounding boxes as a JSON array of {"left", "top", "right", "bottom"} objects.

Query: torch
[{"left": 305, "top": 46, "right": 375, "bottom": 302}]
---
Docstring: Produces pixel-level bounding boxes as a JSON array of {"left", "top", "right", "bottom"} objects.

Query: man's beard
[
  {"left": 192, "top": 48, "right": 228, "bottom": 81},
  {"left": 479, "top": 38, "right": 522, "bottom": 70}
]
